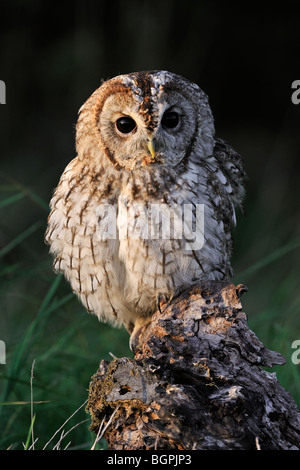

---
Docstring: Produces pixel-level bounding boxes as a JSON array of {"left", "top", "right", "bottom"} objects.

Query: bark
[{"left": 86, "top": 281, "right": 300, "bottom": 450}]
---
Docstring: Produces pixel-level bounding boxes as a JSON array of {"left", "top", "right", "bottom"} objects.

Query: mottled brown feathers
[{"left": 45, "top": 71, "right": 246, "bottom": 346}]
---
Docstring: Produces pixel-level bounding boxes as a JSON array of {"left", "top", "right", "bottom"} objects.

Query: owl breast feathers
[{"left": 45, "top": 70, "right": 246, "bottom": 347}]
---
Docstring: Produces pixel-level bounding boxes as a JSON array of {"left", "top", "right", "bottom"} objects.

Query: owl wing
[
  {"left": 44, "top": 157, "right": 124, "bottom": 325},
  {"left": 213, "top": 138, "right": 246, "bottom": 215}
]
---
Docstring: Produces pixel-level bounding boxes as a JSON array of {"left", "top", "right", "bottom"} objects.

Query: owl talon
[
  {"left": 157, "top": 293, "right": 171, "bottom": 314},
  {"left": 129, "top": 315, "right": 152, "bottom": 352}
]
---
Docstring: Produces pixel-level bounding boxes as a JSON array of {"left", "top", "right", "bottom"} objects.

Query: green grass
[
  {"left": 0, "top": 176, "right": 131, "bottom": 449},
  {"left": 0, "top": 163, "right": 300, "bottom": 450}
]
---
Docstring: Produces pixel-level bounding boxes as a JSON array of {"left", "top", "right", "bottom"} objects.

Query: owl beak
[{"left": 147, "top": 138, "right": 156, "bottom": 159}]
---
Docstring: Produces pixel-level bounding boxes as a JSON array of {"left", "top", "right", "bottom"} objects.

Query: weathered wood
[{"left": 86, "top": 281, "right": 300, "bottom": 450}]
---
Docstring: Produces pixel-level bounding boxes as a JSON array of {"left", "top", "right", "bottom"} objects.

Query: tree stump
[{"left": 86, "top": 281, "right": 300, "bottom": 450}]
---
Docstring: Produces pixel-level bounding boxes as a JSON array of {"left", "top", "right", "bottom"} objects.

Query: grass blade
[
  {"left": 42, "top": 399, "right": 88, "bottom": 450},
  {"left": 24, "top": 415, "right": 36, "bottom": 450},
  {"left": 0, "top": 192, "right": 25, "bottom": 208},
  {"left": 0, "top": 220, "right": 43, "bottom": 258},
  {"left": 236, "top": 237, "right": 300, "bottom": 281},
  {"left": 0, "top": 401, "right": 49, "bottom": 405},
  {"left": 0, "top": 275, "right": 63, "bottom": 404}
]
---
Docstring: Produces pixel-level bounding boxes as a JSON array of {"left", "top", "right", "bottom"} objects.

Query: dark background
[{"left": 0, "top": 0, "right": 299, "bottom": 450}]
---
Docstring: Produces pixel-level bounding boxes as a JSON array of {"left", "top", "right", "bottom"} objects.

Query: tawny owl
[{"left": 45, "top": 70, "right": 246, "bottom": 350}]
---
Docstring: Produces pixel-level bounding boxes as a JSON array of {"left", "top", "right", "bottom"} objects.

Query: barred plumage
[{"left": 45, "top": 71, "right": 246, "bottom": 349}]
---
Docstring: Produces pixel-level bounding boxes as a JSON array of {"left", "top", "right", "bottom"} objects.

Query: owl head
[{"left": 76, "top": 70, "right": 215, "bottom": 171}]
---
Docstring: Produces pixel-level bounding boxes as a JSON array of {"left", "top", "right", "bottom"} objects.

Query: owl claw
[
  {"left": 157, "top": 293, "right": 171, "bottom": 314},
  {"left": 129, "top": 315, "right": 152, "bottom": 352}
]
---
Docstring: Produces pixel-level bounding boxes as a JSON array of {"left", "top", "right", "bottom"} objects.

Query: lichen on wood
[{"left": 86, "top": 281, "right": 300, "bottom": 450}]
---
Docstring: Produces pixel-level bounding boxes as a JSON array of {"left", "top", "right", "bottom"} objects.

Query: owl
[{"left": 45, "top": 70, "right": 246, "bottom": 350}]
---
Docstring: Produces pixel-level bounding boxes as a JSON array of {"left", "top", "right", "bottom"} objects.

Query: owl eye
[
  {"left": 116, "top": 116, "right": 136, "bottom": 134},
  {"left": 161, "top": 111, "right": 180, "bottom": 130}
]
